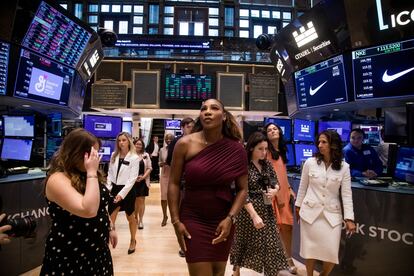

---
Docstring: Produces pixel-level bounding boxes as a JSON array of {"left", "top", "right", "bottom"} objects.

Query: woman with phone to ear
[
  {"left": 41, "top": 128, "right": 117, "bottom": 275},
  {"left": 107, "top": 132, "right": 140, "bottom": 254},
  {"left": 295, "top": 130, "right": 356, "bottom": 276}
]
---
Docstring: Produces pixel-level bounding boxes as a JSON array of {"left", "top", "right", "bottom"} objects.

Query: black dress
[{"left": 40, "top": 185, "right": 114, "bottom": 275}]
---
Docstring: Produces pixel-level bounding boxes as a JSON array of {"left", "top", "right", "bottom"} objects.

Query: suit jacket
[
  {"left": 295, "top": 158, "right": 354, "bottom": 227},
  {"left": 106, "top": 151, "right": 139, "bottom": 199}
]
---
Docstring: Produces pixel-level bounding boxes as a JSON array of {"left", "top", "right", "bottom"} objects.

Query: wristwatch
[{"left": 227, "top": 214, "right": 236, "bottom": 224}]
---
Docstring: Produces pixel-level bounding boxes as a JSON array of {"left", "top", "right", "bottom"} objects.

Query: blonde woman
[{"left": 107, "top": 132, "right": 139, "bottom": 254}]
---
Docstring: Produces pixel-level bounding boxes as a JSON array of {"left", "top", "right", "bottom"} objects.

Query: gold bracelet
[
  {"left": 172, "top": 220, "right": 181, "bottom": 225},
  {"left": 87, "top": 175, "right": 98, "bottom": 178}
]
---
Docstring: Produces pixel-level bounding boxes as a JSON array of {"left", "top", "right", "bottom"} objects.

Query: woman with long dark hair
[
  {"left": 264, "top": 122, "right": 297, "bottom": 273},
  {"left": 295, "top": 130, "right": 356, "bottom": 276},
  {"left": 41, "top": 128, "right": 117, "bottom": 275},
  {"left": 230, "top": 132, "right": 289, "bottom": 276},
  {"left": 168, "top": 99, "right": 248, "bottom": 276}
]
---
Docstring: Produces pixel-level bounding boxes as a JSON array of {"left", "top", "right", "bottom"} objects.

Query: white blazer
[
  {"left": 106, "top": 151, "right": 139, "bottom": 199},
  {"left": 295, "top": 158, "right": 354, "bottom": 227}
]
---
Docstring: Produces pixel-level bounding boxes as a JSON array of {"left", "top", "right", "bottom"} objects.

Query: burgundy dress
[{"left": 180, "top": 137, "right": 248, "bottom": 263}]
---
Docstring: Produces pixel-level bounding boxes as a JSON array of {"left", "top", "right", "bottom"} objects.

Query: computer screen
[
  {"left": 83, "top": 114, "right": 122, "bottom": 139},
  {"left": 165, "top": 74, "right": 213, "bottom": 101},
  {"left": 47, "top": 113, "right": 62, "bottom": 137},
  {"left": 165, "top": 119, "right": 181, "bottom": 130},
  {"left": 14, "top": 49, "right": 74, "bottom": 106},
  {"left": 122, "top": 121, "right": 132, "bottom": 134},
  {"left": 318, "top": 121, "right": 352, "bottom": 142},
  {"left": 352, "top": 38, "right": 414, "bottom": 101},
  {"left": 100, "top": 139, "right": 116, "bottom": 163},
  {"left": 294, "top": 55, "right": 348, "bottom": 109},
  {"left": 394, "top": 146, "right": 414, "bottom": 184},
  {"left": 294, "top": 143, "right": 317, "bottom": 167},
  {"left": 293, "top": 119, "right": 316, "bottom": 142},
  {"left": 360, "top": 125, "right": 381, "bottom": 146},
  {"left": 46, "top": 136, "right": 62, "bottom": 160},
  {"left": 263, "top": 117, "right": 292, "bottom": 142},
  {"left": 286, "top": 143, "right": 295, "bottom": 167},
  {"left": 3, "top": 115, "right": 35, "bottom": 137},
  {"left": 0, "top": 40, "right": 10, "bottom": 95},
  {"left": 21, "top": 1, "right": 92, "bottom": 68},
  {"left": 1, "top": 138, "right": 33, "bottom": 161}
]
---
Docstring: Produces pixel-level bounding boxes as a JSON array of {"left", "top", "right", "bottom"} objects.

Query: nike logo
[
  {"left": 309, "top": 80, "right": 328, "bottom": 96},
  {"left": 382, "top": 67, "right": 414, "bottom": 83}
]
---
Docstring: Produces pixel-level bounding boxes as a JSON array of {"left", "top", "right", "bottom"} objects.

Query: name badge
[
  {"left": 123, "top": 160, "right": 130, "bottom": 165},
  {"left": 363, "top": 150, "right": 371, "bottom": 155}
]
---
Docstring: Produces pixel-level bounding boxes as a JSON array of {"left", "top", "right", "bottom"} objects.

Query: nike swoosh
[
  {"left": 309, "top": 80, "right": 328, "bottom": 96},
  {"left": 382, "top": 67, "right": 414, "bottom": 83}
]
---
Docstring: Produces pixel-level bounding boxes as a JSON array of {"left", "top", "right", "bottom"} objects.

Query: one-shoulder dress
[{"left": 180, "top": 137, "right": 248, "bottom": 263}]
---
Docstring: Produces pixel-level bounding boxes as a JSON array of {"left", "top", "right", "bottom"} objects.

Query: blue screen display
[
  {"left": 3, "top": 115, "right": 35, "bottom": 137},
  {"left": 84, "top": 115, "right": 122, "bottom": 139},
  {"left": 165, "top": 119, "right": 181, "bottom": 130},
  {"left": 1, "top": 138, "right": 33, "bottom": 161},
  {"left": 293, "top": 119, "right": 316, "bottom": 142},
  {"left": 294, "top": 55, "right": 348, "bottom": 109},
  {"left": 286, "top": 143, "right": 295, "bottom": 167},
  {"left": 394, "top": 146, "right": 414, "bottom": 184},
  {"left": 46, "top": 137, "right": 62, "bottom": 160},
  {"left": 14, "top": 49, "right": 75, "bottom": 106},
  {"left": 100, "top": 139, "right": 116, "bottom": 162},
  {"left": 122, "top": 121, "right": 132, "bottom": 134},
  {"left": 47, "top": 113, "right": 62, "bottom": 137},
  {"left": 263, "top": 117, "right": 292, "bottom": 142},
  {"left": 360, "top": 125, "right": 381, "bottom": 146},
  {"left": 318, "top": 121, "right": 351, "bottom": 142},
  {"left": 352, "top": 39, "right": 414, "bottom": 100},
  {"left": 294, "top": 143, "right": 317, "bottom": 166}
]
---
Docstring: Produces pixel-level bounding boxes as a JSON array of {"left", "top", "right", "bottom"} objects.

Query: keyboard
[
  {"left": 358, "top": 179, "right": 389, "bottom": 187},
  {"left": 7, "top": 166, "right": 30, "bottom": 175}
]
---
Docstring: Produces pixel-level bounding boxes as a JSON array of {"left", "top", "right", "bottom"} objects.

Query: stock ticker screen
[
  {"left": 294, "top": 55, "right": 348, "bottom": 109},
  {"left": 165, "top": 74, "right": 213, "bottom": 101},
  {"left": 352, "top": 38, "right": 414, "bottom": 101},
  {"left": 21, "top": 1, "right": 91, "bottom": 68},
  {"left": 0, "top": 41, "right": 10, "bottom": 95}
]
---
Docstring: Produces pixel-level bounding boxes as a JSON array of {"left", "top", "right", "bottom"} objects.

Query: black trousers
[{"left": 150, "top": 156, "right": 159, "bottom": 181}]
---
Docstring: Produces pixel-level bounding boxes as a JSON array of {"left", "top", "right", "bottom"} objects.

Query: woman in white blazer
[
  {"left": 107, "top": 132, "right": 139, "bottom": 254},
  {"left": 295, "top": 130, "right": 356, "bottom": 276}
]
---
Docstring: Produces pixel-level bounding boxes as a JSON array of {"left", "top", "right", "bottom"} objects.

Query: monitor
[
  {"left": 165, "top": 119, "right": 181, "bottom": 130},
  {"left": 83, "top": 114, "right": 122, "bottom": 139},
  {"left": 99, "top": 139, "right": 116, "bottom": 163},
  {"left": 165, "top": 74, "right": 213, "bottom": 101},
  {"left": 294, "top": 143, "right": 317, "bottom": 167},
  {"left": 318, "top": 121, "right": 352, "bottom": 142},
  {"left": 394, "top": 146, "right": 414, "bottom": 184},
  {"left": 47, "top": 113, "right": 62, "bottom": 137},
  {"left": 0, "top": 40, "right": 10, "bottom": 95},
  {"left": 1, "top": 138, "right": 33, "bottom": 161},
  {"left": 3, "top": 115, "right": 35, "bottom": 137},
  {"left": 360, "top": 125, "right": 381, "bottom": 146},
  {"left": 46, "top": 136, "right": 62, "bottom": 160},
  {"left": 263, "top": 117, "right": 292, "bottom": 142},
  {"left": 294, "top": 55, "right": 348, "bottom": 109},
  {"left": 293, "top": 119, "right": 316, "bottom": 142},
  {"left": 21, "top": 1, "right": 92, "bottom": 68},
  {"left": 122, "top": 121, "right": 132, "bottom": 134},
  {"left": 286, "top": 143, "right": 295, "bottom": 167},
  {"left": 14, "top": 49, "right": 75, "bottom": 107},
  {"left": 352, "top": 38, "right": 414, "bottom": 101}
]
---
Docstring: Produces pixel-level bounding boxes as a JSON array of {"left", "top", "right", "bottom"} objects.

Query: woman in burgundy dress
[{"left": 168, "top": 99, "right": 248, "bottom": 276}]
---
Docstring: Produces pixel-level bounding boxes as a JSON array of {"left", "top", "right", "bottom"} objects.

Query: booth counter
[
  {"left": 0, "top": 172, "right": 50, "bottom": 276},
  {"left": 289, "top": 174, "right": 414, "bottom": 276}
]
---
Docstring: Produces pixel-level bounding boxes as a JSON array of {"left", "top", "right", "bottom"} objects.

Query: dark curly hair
[
  {"left": 263, "top": 123, "right": 288, "bottom": 164},
  {"left": 315, "top": 130, "right": 343, "bottom": 171}
]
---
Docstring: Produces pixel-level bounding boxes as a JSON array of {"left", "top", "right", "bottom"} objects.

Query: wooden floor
[{"left": 22, "top": 183, "right": 316, "bottom": 276}]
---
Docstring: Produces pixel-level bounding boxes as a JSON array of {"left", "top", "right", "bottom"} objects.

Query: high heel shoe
[
  {"left": 161, "top": 216, "right": 168, "bottom": 227},
  {"left": 287, "top": 258, "right": 298, "bottom": 274},
  {"left": 128, "top": 240, "right": 136, "bottom": 254}
]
